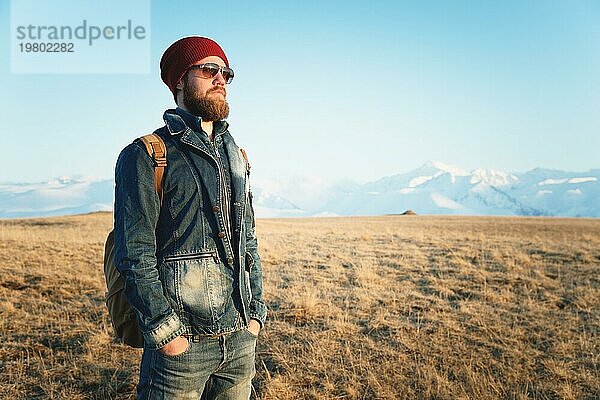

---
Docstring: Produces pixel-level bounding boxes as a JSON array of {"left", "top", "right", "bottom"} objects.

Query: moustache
[{"left": 208, "top": 87, "right": 226, "bottom": 97}]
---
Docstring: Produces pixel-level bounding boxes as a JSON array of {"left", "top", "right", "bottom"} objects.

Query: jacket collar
[{"left": 163, "top": 108, "right": 229, "bottom": 138}]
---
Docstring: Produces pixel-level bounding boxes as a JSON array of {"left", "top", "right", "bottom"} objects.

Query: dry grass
[{"left": 0, "top": 213, "right": 598, "bottom": 399}]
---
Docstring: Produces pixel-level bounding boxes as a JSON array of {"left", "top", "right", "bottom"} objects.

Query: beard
[{"left": 183, "top": 82, "right": 230, "bottom": 121}]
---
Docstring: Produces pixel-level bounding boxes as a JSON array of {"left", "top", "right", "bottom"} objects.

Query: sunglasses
[{"left": 187, "top": 63, "right": 234, "bottom": 84}]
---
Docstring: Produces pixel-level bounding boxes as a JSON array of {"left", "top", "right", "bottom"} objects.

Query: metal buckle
[
  {"left": 184, "top": 335, "right": 202, "bottom": 343},
  {"left": 183, "top": 332, "right": 224, "bottom": 342}
]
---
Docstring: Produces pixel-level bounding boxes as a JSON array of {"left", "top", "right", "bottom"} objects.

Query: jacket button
[
  {"left": 227, "top": 257, "right": 234, "bottom": 264},
  {"left": 218, "top": 231, "right": 226, "bottom": 238},
  {"left": 212, "top": 205, "right": 220, "bottom": 212}
]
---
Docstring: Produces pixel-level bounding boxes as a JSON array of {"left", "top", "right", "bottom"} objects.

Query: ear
[{"left": 175, "top": 78, "right": 185, "bottom": 90}]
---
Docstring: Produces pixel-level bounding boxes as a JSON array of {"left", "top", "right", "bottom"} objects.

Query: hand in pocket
[{"left": 159, "top": 336, "right": 189, "bottom": 357}]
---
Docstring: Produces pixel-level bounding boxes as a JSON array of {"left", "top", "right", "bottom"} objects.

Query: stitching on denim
[
  {"left": 146, "top": 313, "right": 177, "bottom": 337},
  {"left": 174, "top": 264, "right": 184, "bottom": 320}
]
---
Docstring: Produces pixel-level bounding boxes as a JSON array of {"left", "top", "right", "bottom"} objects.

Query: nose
[{"left": 213, "top": 70, "right": 226, "bottom": 86}]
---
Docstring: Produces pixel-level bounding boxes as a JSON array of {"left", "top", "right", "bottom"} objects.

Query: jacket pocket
[
  {"left": 161, "top": 251, "right": 225, "bottom": 325},
  {"left": 164, "top": 251, "right": 219, "bottom": 263}
]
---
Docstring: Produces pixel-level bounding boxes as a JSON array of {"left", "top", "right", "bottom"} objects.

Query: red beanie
[{"left": 160, "top": 36, "right": 229, "bottom": 97}]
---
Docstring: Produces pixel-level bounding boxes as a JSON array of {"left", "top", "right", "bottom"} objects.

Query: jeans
[{"left": 137, "top": 328, "right": 258, "bottom": 399}]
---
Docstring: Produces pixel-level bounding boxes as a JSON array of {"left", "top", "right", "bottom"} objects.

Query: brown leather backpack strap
[
  {"left": 139, "top": 133, "right": 167, "bottom": 202},
  {"left": 240, "top": 148, "right": 250, "bottom": 173}
]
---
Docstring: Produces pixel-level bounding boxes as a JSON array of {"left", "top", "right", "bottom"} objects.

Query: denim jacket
[{"left": 113, "top": 109, "right": 267, "bottom": 350}]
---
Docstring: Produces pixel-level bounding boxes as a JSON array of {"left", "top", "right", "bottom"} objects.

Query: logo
[{"left": 11, "top": 0, "right": 150, "bottom": 74}]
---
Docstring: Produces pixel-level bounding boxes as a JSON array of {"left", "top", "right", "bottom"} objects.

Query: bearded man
[{"left": 113, "top": 36, "right": 266, "bottom": 399}]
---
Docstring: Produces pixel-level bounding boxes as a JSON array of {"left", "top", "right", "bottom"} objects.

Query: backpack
[{"left": 104, "top": 133, "right": 167, "bottom": 348}]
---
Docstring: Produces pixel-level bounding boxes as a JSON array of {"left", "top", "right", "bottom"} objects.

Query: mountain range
[{"left": 1, "top": 161, "right": 598, "bottom": 218}]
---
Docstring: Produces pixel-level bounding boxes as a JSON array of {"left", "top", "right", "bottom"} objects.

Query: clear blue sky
[{"left": 1, "top": 0, "right": 599, "bottom": 183}]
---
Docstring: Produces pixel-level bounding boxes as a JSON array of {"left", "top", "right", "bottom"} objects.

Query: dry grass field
[{"left": 0, "top": 212, "right": 598, "bottom": 399}]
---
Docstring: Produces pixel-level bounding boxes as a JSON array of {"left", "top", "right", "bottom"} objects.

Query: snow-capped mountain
[
  {"left": 0, "top": 176, "right": 113, "bottom": 218},
  {"left": 316, "top": 162, "right": 598, "bottom": 217},
  {"left": 1, "top": 163, "right": 598, "bottom": 218}
]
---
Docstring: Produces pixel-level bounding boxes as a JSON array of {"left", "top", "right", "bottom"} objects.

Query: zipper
[{"left": 163, "top": 250, "right": 220, "bottom": 264}]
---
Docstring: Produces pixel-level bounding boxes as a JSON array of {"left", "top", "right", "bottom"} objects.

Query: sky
[{"left": 0, "top": 0, "right": 599, "bottom": 184}]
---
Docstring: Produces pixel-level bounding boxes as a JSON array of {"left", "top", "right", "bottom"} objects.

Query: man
[{"left": 113, "top": 36, "right": 267, "bottom": 399}]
